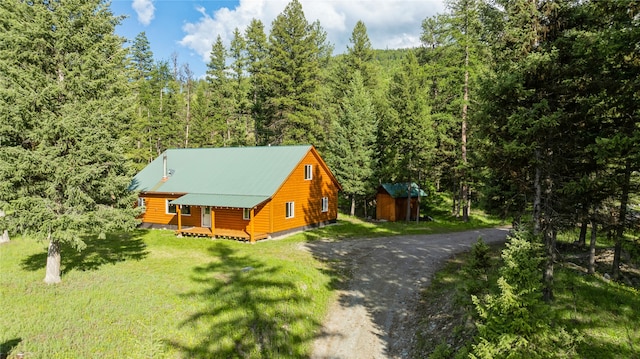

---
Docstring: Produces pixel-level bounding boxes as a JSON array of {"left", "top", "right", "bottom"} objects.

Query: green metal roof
[
  {"left": 381, "top": 182, "right": 427, "bottom": 198},
  {"left": 170, "top": 193, "right": 270, "bottom": 208},
  {"left": 131, "top": 145, "right": 314, "bottom": 207}
]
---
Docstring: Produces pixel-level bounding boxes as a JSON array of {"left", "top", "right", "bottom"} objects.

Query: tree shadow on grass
[
  {"left": 167, "top": 242, "right": 320, "bottom": 358},
  {"left": 0, "top": 338, "right": 21, "bottom": 358},
  {"left": 556, "top": 269, "right": 640, "bottom": 358},
  {"left": 20, "top": 230, "right": 148, "bottom": 275}
]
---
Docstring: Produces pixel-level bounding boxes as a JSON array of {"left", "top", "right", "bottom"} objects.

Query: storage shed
[{"left": 376, "top": 183, "right": 426, "bottom": 222}]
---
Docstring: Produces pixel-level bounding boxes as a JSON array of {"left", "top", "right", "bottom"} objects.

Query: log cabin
[
  {"left": 376, "top": 183, "right": 426, "bottom": 222},
  {"left": 131, "top": 145, "right": 341, "bottom": 242}
]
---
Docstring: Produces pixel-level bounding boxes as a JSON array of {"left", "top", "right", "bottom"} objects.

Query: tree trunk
[
  {"left": 533, "top": 149, "right": 542, "bottom": 235},
  {"left": 350, "top": 196, "right": 356, "bottom": 217},
  {"left": 578, "top": 217, "right": 588, "bottom": 248},
  {"left": 541, "top": 156, "right": 555, "bottom": 302},
  {"left": 363, "top": 198, "right": 368, "bottom": 219},
  {"left": 612, "top": 159, "right": 631, "bottom": 280},
  {"left": 0, "top": 209, "right": 8, "bottom": 243},
  {"left": 44, "top": 237, "right": 62, "bottom": 284},
  {"left": 588, "top": 218, "right": 597, "bottom": 275},
  {"left": 452, "top": 180, "right": 460, "bottom": 217},
  {"left": 461, "top": 46, "right": 470, "bottom": 223},
  {"left": 406, "top": 182, "right": 412, "bottom": 223},
  {"left": 542, "top": 225, "right": 556, "bottom": 302},
  {"left": 415, "top": 193, "right": 420, "bottom": 224}
]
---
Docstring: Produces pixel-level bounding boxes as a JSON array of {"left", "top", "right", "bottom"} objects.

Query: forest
[
  {"left": 0, "top": 0, "right": 639, "bottom": 356},
  {"left": 124, "top": 0, "right": 640, "bottom": 281}
]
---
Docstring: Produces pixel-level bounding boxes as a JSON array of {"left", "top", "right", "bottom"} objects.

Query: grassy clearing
[
  {"left": 0, "top": 230, "right": 331, "bottom": 358},
  {"left": 413, "top": 236, "right": 640, "bottom": 358},
  {"left": 298, "top": 210, "right": 503, "bottom": 241},
  {"left": 0, "top": 210, "right": 498, "bottom": 358}
]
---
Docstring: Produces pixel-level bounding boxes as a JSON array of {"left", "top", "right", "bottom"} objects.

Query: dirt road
[{"left": 306, "top": 227, "right": 510, "bottom": 359}]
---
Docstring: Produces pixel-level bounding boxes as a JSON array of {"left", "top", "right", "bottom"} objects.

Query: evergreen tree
[
  {"left": 245, "top": 19, "right": 269, "bottom": 145},
  {"left": 206, "top": 36, "right": 234, "bottom": 146},
  {"left": 181, "top": 63, "right": 195, "bottom": 148},
  {"left": 326, "top": 20, "right": 380, "bottom": 215},
  {"left": 420, "top": 0, "right": 489, "bottom": 221},
  {"left": 189, "top": 80, "right": 213, "bottom": 147},
  {"left": 263, "top": 0, "right": 327, "bottom": 145},
  {"left": 379, "top": 52, "right": 435, "bottom": 221},
  {"left": 476, "top": 0, "right": 567, "bottom": 301},
  {"left": 229, "top": 28, "right": 253, "bottom": 146},
  {"left": 343, "top": 21, "right": 378, "bottom": 92},
  {"left": 327, "top": 72, "right": 377, "bottom": 216},
  {"left": 0, "top": 0, "right": 140, "bottom": 284},
  {"left": 471, "top": 231, "right": 577, "bottom": 358},
  {"left": 130, "top": 32, "right": 154, "bottom": 80}
]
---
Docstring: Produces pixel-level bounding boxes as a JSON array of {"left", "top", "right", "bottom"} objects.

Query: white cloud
[
  {"left": 132, "top": 0, "right": 155, "bottom": 26},
  {"left": 180, "top": 0, "right": 447, "bottom": 62}
]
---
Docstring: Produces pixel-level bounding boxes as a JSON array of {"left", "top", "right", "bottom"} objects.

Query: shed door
[{"left": 201, "top": 207, "right": 211, "bottom": 228}]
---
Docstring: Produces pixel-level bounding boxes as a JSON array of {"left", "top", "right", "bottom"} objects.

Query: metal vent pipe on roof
[{"left": 163, "top": 153, "right": 168, "bottom": 180}]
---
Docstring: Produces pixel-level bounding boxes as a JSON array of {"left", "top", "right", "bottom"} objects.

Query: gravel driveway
[{"left": 306, "top": 227, "right": 510, "bottom": 359}]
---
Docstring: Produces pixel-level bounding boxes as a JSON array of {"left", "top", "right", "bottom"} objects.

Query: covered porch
[{"left": 171, "top": 193, "right": 271, "bottom": 243}]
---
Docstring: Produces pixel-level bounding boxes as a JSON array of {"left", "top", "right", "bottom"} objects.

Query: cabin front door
[{"left": 201, "top": 206, "right": 211, "bottom": 228}]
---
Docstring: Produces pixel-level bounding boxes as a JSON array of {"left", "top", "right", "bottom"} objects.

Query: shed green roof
[
  {"left": 380, "top": 182, "right": 427, "bottom": 198},
  {"left": 131, "top": 145, "right": 315, "bottom": 207}
]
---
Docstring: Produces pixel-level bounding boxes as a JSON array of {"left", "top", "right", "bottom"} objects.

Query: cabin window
[
  {"left": 286, "top": 201, "right": 295, "bottom": 219},
  {"left": 166, "top": 200, "right": 177, "bottom": 214},
  {"left": 322, "top": 197, "right": 329, "bottom": 213},
  {"left": 137, "top": 198, "right": 145, "bottom": 208},
  {"left": 304, "top": 165, "right": 312, "bottom": 180},
  {"left": 243, "top": 208, "right": 251, "bottom": 220},
  {"left": 166, "top": 201, "right": 190, "bottom": 216}
]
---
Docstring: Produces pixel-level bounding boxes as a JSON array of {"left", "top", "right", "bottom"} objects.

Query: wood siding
[
  {"left": 139, "top": 193, "right": 200, "bottom": 227},
  {"left": 376, "top": 192, "right": 396, "bottom": 222},
  {"left": 376, "top": 190, "right": 420, "bottom": 222},
  {"left": 270, "top": 149, "right": 339, "bottom": 233}
]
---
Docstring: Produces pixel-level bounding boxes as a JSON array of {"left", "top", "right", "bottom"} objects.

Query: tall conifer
[
  {"left": 0, "top": 0, "right": 139, "bottom": 283},
  {"left": 264, "top": 0, "right": 327, "bottom": 145}
]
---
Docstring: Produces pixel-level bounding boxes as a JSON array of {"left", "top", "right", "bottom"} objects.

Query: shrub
[
  {"left": 462, "top": 237, "right": 492, "bottom": 296},
  {"left": 469, "top": 230, "right": 580, "bottom": 358}
]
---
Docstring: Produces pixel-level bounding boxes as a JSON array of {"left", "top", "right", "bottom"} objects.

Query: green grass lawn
[
  {"left": 1, "top": 230, "right": 332, "bottom": 358},
  {"left": 0, "top": 211, "right": 501, "bottom": 359}
]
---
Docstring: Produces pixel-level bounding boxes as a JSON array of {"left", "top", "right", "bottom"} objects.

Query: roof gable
[{"left": 131, "top": 145, "right": 313, "bottom": 198}]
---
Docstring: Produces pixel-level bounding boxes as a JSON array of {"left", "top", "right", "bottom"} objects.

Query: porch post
[
  {"left": 177, "top": 205, "right": 182, "bottom": 230},
  {"left": 250, "top": 208, "right": 255, "bottom": 243},
  {"left": 211, "top": 208, "right": 216, "bottom": 237}
]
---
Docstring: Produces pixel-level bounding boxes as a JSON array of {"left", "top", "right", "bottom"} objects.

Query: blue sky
[{"left": 110, "top": 0, "right": 447, "bottom": 78}]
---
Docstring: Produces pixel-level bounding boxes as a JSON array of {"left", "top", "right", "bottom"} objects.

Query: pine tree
[
  {"left": 229, "top": 28, "right": 253, "bottom": 146},
  {"left": 379, "top": 52, "right": 435, "bottom": 221},
  {"left": 326, "top": 20, "right": 380, "bottom": 215},
  {"left": 206, "top": 36, "right": 234, "bottom": 146},
  {"left": 245, "top": 19, "right": 269, "bottom": 145},
  {"left": 130, "top": 32, "right": 154, "bottom": 80},
  {"left": 344, "top": 21, "right": 378, "bottom": 92},
  {"left": 263, "top": 0, "right": 327, "bottom": 145},
  {"left": 327, "top": 72, "right": 377, "bottom": 216},
  {"left": 128, "top": 31, "right": 157, "bottom": 168},
  {"left": 0, "top": 0, "right": 140, "bottom": 284},
  {"left": 189, "top": 80, "right": 213, "bottom": 147},
  {"left": 420, "top": 0, "right": 489, "bottom": 221}
]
